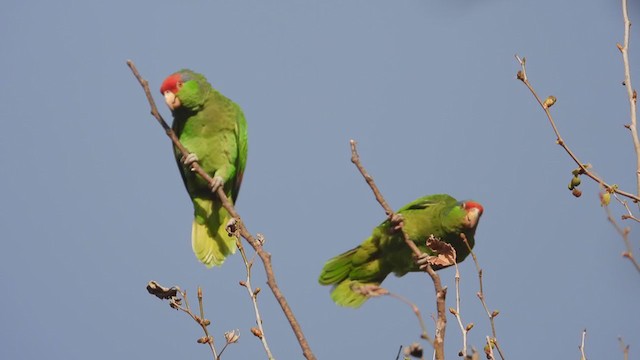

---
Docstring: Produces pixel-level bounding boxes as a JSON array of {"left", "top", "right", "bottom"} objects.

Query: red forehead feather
[
  {"left": 160, "top": 73, "right": 182, "bottom": 94},
  {"left": 463, "top": 201, "right": 483, "bottom": 214}
]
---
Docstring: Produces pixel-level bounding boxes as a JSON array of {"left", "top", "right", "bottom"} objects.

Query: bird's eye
[
  {"left": 461, "top": 202, "right": 466, "bottom": 209},
  {"left": 177, "top": 81, "right": 183, "bottom": 89}
]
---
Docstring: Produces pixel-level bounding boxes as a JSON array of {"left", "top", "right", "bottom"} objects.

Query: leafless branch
[
  {"left": 604, "top": 202, "right": 640, "bottom": 272},
  {"left": 234, "top": 236, "right": 274, "bottom": 359},
  {"left": 619, "top": 337, "right": 630, "bottom": 360},
  {"left": 451, "top": 261, "right": 470, "bottom": 357},
  {"left": 579, "top": 329, "right": 587, "bottom": 360},
  {"left": 461, "top": 234, "right": 505, "bottom": 360},
  {"left": 128, "top": 60, "right": 316, "bottom": 360},
  {"left": 349, "top": 139, "right": 447, "bottom": 360},
  {"left": 618, "top": 0, "right": 640, "bottom": 198},
  {"left": 515, "top": 55, "right": 640, "bottom": 272},
  {"left": 515, "top": 55, "right": 639, "bottom": 203}
]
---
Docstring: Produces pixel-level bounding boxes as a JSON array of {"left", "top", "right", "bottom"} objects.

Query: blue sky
[{"left": 1, "top": 0, "right": 639, "bottom": 359}]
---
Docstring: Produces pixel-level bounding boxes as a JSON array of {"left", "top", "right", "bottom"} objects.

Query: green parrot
[
  {"left": 160, "top": 69, "right": 248, "bottom": 267},
  {"left": 319, "top": 194, "right": 483, "bottom": 307}
]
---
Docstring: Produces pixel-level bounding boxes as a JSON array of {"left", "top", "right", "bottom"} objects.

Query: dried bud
[
  {"left": 256, "top": 233, "right": 266, "bottom": 245},
  {"left": 201, "top": 319, "right": 211, "bottom": 326},
  {"left": 224, "top": 329, "right": 240, "bottom": 344},
  {"left": 542, "top": 95, "right": 557, "bottom": 109},
  {"left": 197, "top": 287, "right": 203, "bottom": 299},
  {"left": 516, "top": 70, "right": 525, "bottom": 81},
  {"left": 617, "top": 43, "right": 624, "bottom": 52},
  {"left": 253, "top": 287, "right": 261, "bottom": 296},
  {"left": 197, "top": 336, "right": 212, "bottom": 344},
  {"left": 239, "top": 281, "right": 247, "bottom": 287},
  {"left": 465, "top": 323, "right": 474, "bottom": 331},
  {"left": 491, "top": 310, "right": 500, "bottom": 318},
  {"left": 250, "top": 327, "right": 263, "bottom": 339},
  {"left": 572, "top": 188, "right": 582, "bottom": 198},
  {"left": 404, "top": 343, "right": 424, "bottom": 358},
  {"left": 600, "top": 191, "right": 611, "bottom": 206},
  {"left": 449, "top": 307, "right": 458, "bottom": 315}
]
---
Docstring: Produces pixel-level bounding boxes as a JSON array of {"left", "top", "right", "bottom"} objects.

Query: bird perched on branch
[
  {"left": 160, "top": 69, "right": 248, "bottom": 267},
  {"left": 319, "top": 194, "right": 483, "bottom": 307}
]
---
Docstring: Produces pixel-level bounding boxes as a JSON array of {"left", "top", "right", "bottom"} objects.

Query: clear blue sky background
[{"left": 1, "top": 1, "right": 639, "bottom": 359}]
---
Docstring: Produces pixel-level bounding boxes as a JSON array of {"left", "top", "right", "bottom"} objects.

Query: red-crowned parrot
[
  {"left": 319, "top": 194, "right": 483, "bottom": 307},
  {"left": 160, "top": 69, "right": 248, "bottom": 267}
]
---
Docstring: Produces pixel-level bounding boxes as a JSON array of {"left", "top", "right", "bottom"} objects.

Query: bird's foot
[
  {"left": 209, "top": 175, "right": 225, "bottom": 192},
  {"left": 390, "top": 213, "right": 404, "bottom": 232},
  {"left": 181, "top": 153, "right": 199, "bottom": 169},
  {"left": 415, "top": 252, "right": 431, "bottom": 271}
]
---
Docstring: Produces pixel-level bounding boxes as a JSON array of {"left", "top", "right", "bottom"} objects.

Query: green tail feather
[
  {"left": 319, "top": 247, "right": 382, "bottom": 308},
  {"left": 191, "top": 198, "right": 236, "bottom": 267}
]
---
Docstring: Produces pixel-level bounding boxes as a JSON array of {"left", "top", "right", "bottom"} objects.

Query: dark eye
[{"left": 177, "top": 81, "right": 183, "bottom": 89}]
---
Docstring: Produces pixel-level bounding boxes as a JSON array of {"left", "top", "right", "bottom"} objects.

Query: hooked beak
[
  {"left": 164, "top": 91, "right": 181, "bottom": 110},
  {"left": 463, "top": 208, "right": 482, "bottom": 228}
]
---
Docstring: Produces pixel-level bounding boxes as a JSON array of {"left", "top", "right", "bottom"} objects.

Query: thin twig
[
  {"left": 514, "top": 55, "right": 640, "bottom": 203},
  {"left": 386, "top": 292, "right": 434, "bottom": 346},
  {"left": 177, "top": 289, "right": 218, "bottom": 358},
  {"left": 618, "top": 337, "right": 630, "bottom": 360},
  {"left": 579, "top": 329, "right": 587, "bottom": 360},
  {"left": 452, "top": 261, "right": 469, "bottom": 357},
  {"left": 349, "top": 139, "right": 447, "bottom": 360},
  {"left": 614, "top": 193, "right": 640, "bottom": 223},
  {"left": 619, "top": 0, "right": 640, "bottom": 199},
  {"left": 515, "top": 55, "right": 640, "bottom": 273},
  {"left": 128, "top": 60, "right": 316, "bottom": 360},
  {"left": 236, "top": 237, "right": 274, "bottom": 359},
  {"left": 604, "top": 203, "right": 640, "bottom": 272},
  {"left": 461, "top": 234, "right": 505, "bottom": 360}
]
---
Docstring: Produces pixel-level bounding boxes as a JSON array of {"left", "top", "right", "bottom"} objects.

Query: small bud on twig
[
  {"left": 449, "top": 307, "right": 458, "bottom": 315},
  {"left": 542, "top": 95, "right": 557, "bottom": 109},
  {"left": 253, "top": 287, "right": 261, "bottom": 296},
  {"left": 465, "top": 323, "right": 474, "bottom": 331},
  {"left": 572, "top": 188, "right": 582, "bottom": 198},
  {"left": 251, "top": 327, "right": 263, "bottom": 339}
]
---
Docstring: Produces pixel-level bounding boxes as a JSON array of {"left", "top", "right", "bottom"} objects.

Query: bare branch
[
  {"left": 461, "top": 234, "right": 505, "bottom": 360},
  {"left": 235, "top": 236, "right": 274, "bottom": 359},
  {"left": 619, "top": 0, "right": 640, "bottom": 198},
  {"left": 514, "top": 55, "right": 640, "bottom": 203},
  {"left": 579, "top": 329, "right": 587, "bottom": 360},
  {"left": 349, "top": 139, "right": 447, "bottom": 360},
  {"left": 128, "top": 60, "right": 316, "bottom": 360}
]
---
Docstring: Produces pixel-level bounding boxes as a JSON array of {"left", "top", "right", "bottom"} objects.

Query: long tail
[
  {"left": 318, "top": 247, "right": 383, "bottom": 308},
  {"left": 191, "top": 197, "right": 236, "bottom": 267}
]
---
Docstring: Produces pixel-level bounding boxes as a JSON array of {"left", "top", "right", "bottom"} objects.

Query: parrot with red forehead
[
  {"left": 160, "top": 69, "right": 248, "bottom": 267},
  {"left": 319, "top": 194, "right": 483, "bottom": 307}
]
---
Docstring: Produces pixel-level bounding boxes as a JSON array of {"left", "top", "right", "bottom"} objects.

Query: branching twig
[
  {"left": 619, "top": 337, "right": 630, "bottom": 360},
  {"left": 579, "top": 329, "right": 587, "bottom": 360},
  {"left": 386, "top": 292, "right": 434, "bottom": 346},
  {"left": 515, "top": 55, "right": 640, "bottom": 203},
  {"left": 618, "top": 0, "right": 640, "bottom": 198},
  {"left": 461, "top": 234, "right": 505, "bottom": 360},
  {"left": 349, "top": 139, "right": 447, "bottom": 360},
  {"left": 128, "top": 60, "right": 316, "bottom": 360},
  {"left": 451, "top": 261, "right": 470, "bottom": 357},
  {"left": 515, "top": 55, "right": 640, "bottom": 272},
  {"left": 604, "top": 203, "right": 640, "bottom": 272},
  {"left": 235, "top": 236, "right": 274, "bottom": 359}
]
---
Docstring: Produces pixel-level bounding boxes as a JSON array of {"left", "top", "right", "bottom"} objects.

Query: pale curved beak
[
  {"left": 164, "top": 91, "right": 181, "bottom": 110},
  {"left": 464, "top": 208, "right": 481, "bottom": 228}
]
